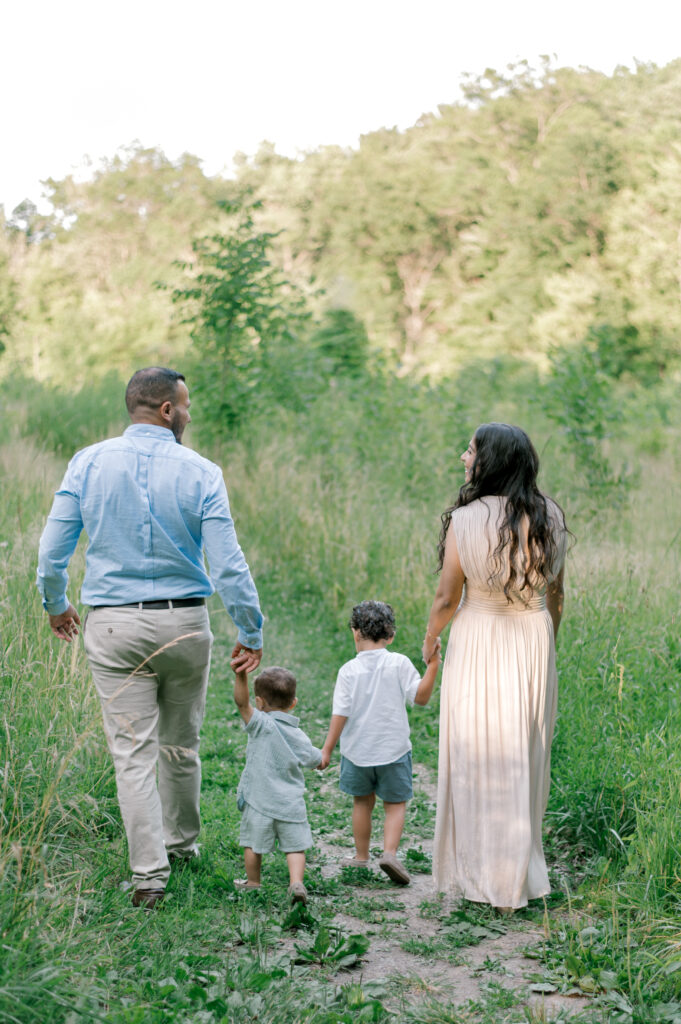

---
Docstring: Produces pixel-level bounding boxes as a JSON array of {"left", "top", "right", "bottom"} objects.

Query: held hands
[
  {"left": 231, "top": 642, "right": 263, "bottom": 674},
  {"left": 48, "top": 604, "right": 82, "bottom": 643},
  {"left": 422, "top": 634, "right": 442, "bottom": 666},
  {"left": 318, "top": 748, "right": 332, "bottom": 771}
]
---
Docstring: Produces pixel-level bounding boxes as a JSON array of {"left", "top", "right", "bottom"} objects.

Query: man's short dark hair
[
  {"left": 254, "top": 667, "right": 297, "bottom": 709},
  {"left": 125, "top": 367, "right": 185, "bottom": 414},
  {"left": 350, "top": 601, "right": 396, "bottom": 642}
]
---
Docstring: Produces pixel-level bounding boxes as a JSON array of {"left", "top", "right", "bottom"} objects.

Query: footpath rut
[{"left": 306, "top": 765, "right": 591, "bottom": 1019}]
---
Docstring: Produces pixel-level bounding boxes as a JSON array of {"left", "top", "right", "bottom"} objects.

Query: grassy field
[{"left": 2, "top": 372, "right": 681, "bottom": 1022}]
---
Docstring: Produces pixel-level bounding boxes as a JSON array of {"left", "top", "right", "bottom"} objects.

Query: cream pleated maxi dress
[{"left": 433, "top": 495, "right": 567, "bottom": 909}]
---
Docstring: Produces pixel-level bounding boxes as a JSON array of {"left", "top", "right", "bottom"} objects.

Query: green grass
[{"left": 3, "top": 371, "right": 681, "bottom": 1021}]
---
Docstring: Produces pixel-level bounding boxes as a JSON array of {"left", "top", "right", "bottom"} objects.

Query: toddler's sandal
[{"left": 288, "top": 882, "right": 308, "bottom": 905}]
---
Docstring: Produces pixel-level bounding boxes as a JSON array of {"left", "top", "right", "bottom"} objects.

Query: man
[{"left": 37, "top": 366, "right": 263, "bottom": 908}]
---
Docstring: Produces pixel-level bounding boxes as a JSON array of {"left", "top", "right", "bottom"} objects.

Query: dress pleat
[{"left": 432, "top": 496, "right": 566, "bottom": 908}]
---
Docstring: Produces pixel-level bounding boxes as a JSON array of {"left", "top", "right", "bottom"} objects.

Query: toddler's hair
[
  {"left": 350, "top": 600, "right": 396, "bottom": 642},
  {"left": 254, "top": 666, "right": 297, "bottom": 709}
]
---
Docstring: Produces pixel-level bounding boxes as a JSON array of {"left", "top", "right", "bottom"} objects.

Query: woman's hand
[{"left": 422, "top": 632, "right": 440, "bottom": 664}]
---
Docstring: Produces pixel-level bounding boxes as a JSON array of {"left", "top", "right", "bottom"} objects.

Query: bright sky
[{"left": 2, "top": 0, "right": 680, "bottom": 216}]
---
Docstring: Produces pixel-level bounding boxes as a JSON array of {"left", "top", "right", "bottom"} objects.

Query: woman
[{"left": 423, "top": 423, "right": 568, "bottom": 910}]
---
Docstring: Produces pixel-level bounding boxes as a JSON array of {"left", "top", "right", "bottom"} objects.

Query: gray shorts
[
  {"left": 339, "top": 750, "right": 413, "bottom": 802},
  {"left": 239, "top": 802, "right": 313, "bottom": 854}
]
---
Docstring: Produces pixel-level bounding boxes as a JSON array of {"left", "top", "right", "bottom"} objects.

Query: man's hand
[
  {"left": 48, "top": 604, "right": 82, "bottom": 643},
  {"left": 231, "top": 643, "right": 263, "bottom": 674}
]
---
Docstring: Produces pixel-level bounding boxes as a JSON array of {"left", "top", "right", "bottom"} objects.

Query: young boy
[
  {"left": 232, "top": 663, "right": 322, "bottom": 904},
  {"left": 320, "top": 601, "right": 441, "bottom": 885}
]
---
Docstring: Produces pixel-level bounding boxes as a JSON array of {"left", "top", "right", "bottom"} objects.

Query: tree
[
  {"left": 171, "top": 195, "right": 312, "bottom": 433},
  {"left": 0, "top": 217, "right": 17, "bottom": 353},
  {"left": 1, "top": 145, "right": 225, "bottom": 383}
]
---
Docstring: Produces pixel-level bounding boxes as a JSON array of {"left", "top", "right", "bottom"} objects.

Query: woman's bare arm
[
  {"left": 422, "top": 521, "right": 465, "bottom": 662},
  {"left": 546, "top": 565, "right": 565, "bottom": 639}
]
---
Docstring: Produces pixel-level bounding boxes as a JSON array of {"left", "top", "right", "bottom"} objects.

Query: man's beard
[{"left": 170, "top": 411, "right": 185, "bottom": 444}]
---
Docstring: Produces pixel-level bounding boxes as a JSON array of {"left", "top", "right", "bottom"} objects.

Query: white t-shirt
[{"left": 332, "top": 648, "right": 421, "bottom": 766}]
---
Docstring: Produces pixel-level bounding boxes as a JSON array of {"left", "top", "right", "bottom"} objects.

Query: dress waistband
[
  {"left": 462, "top": 586, "right": 546, "bottom": 615},
  {"left": 91, "top": 598, "right": 206, "bottom": 610}
]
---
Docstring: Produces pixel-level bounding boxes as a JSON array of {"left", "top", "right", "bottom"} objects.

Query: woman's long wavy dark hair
[{"left": 436, "top": 423, "right": 567, "bottom": 599}]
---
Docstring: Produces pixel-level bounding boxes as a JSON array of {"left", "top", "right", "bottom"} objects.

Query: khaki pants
[{"left": 83, "top": 604, "right": 213, "bottom": 889}]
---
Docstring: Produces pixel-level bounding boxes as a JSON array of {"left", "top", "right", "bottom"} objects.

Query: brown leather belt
[{"left": 92, "top": 598, "right": 205, "bottom": 610}]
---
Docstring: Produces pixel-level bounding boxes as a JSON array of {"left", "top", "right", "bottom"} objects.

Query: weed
[
  {"left": 294, "top": 926, "right": 370, "bottom": 968},
  {"left": 405, "top": 845, "right": 433, "bottom": 873}
]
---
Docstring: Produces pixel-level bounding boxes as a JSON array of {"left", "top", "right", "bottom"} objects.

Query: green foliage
[
  {"left": 0, "top": 223, "right": 17, "bottom": 351},
  {"left": 543, "top": 333, "right": 626, "bottom": 494},
  {"left": 171, "top": 195, "right": 312, "bottom": 433},
  {"left": 294, "top": 926, "right": 370, "bottom": 967},
  {"left": 4, "top": 62, "right": 681, "bottom": 386},
  {"left": 310, "top": 308, "right": 371, "bottom": 378},
  {"left": 14, "top": 372, "right": 128, "bottom": 455},
  {"left": 2, "top": 145, "right": 224, "bottom": 386}
]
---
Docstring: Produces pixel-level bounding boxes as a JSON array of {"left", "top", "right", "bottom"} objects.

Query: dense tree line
[{"left": 2, "top": 59, "right": 681, "bottom": 385}]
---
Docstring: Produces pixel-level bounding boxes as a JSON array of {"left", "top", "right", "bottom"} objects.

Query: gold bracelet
[{"left": 425, "top": 629, "right": 439, "bottom": 641}]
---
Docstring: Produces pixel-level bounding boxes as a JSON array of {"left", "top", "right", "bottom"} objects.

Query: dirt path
[{"left": 308, "top": 764, "right": 592, "bottom": 1019}]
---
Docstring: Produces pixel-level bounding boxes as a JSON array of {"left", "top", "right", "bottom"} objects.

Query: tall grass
[{"left": 3, "top": 368, "right": 681, "bottom": 1018}]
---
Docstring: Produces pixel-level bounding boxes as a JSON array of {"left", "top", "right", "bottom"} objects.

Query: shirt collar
[
  {"left": 268, "top": 710, "right": 299, "bottom": 727},
  {"left": 124, "top": 424, "right": 176, "bottom": 441}
]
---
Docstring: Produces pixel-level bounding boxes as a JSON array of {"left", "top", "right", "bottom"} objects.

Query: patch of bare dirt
[{"left": 310, "top": 764, "right": 591, "bottom": 1019}]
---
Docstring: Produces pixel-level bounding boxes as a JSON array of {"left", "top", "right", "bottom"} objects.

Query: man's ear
[{"left": 160, "top": 400, "right": 172, "bottom": 422}]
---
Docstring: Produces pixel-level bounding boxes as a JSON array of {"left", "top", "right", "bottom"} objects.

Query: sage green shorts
[{"left": 239, "top": 802, "right": 313, "bottom": 854}]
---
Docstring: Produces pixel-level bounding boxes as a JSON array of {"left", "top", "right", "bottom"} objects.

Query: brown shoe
[
  {"left": 131, "top": 888, "right": 165, "bottom": 909},
  {"left": 378, "top": 853, "right": 410, "bottom": 885}
]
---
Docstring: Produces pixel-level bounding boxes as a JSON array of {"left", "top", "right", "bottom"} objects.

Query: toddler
[
  {"left": 232, "top": 663, "right": 322, "bottom": 904},
  {"left": 320, "top": 600, "right": 441, "bottom": 884}
]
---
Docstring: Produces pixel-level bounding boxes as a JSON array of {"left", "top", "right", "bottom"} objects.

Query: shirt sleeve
[
  {"left": 401, "top": 656, "right": 422, "bottom": 707},
  {"left": 286, "top": 726, "right": 322, "bottom": 768},
  {"left": 36, "top": 461, "right": 84, "bottom": 615},
  {"left": 244, "top": 707, "right": 267, "bottom": 737},
  {"left": 201, "top": 469, "right": 264, "bottom": 649},
  {"left": 331, "top": 665, "right": 354, "bottom": 716},
  {"left": 298, "top": 735, "right": 323, "bottom": 768}
]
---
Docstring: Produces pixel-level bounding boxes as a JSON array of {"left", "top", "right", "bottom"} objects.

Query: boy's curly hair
[
  {"left": 254, "top": 667, "right": 297, "bottom": 709},
  {"left": 349, "top": 601, "right": 396, "bottom": 642}
]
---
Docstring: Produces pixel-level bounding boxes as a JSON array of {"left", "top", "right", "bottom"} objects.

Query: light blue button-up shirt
[{"left": 36, "top": 424, "right": 263, "bottom": 648}]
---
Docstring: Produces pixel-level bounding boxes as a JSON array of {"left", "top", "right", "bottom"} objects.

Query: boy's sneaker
[
  {"left": 378, "top": 853, "right": 410, "bottom": 885},
  {"left": 288, "top": 882, "right": 308, "bottom": 905},
  {"left": 340, "top": 856, "right": 371, "bottom": 868}
]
